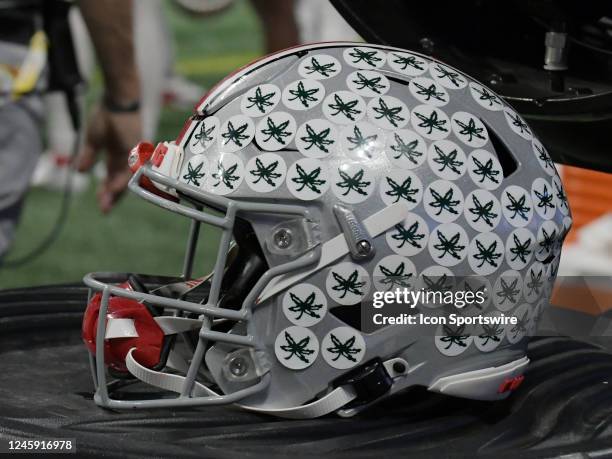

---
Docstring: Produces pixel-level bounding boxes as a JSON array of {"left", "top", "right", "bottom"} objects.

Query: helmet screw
[
  {"left": 228, "top": 356, "right": 249, "bottom": 377},
  {"left": 489, "top": 73, "right": 503, "bottom": 86},
  {"left": 419, "top": 37, "right": 435, "bottom": 53},
  {"left": 273, "top": 228, "right": 293, "bottom": 249},
  {"left": 356, "top": 240, "right": 372, "bottom": 255},
  {"left": 392, "top": 361, "right": 407, "bottom": 374}
]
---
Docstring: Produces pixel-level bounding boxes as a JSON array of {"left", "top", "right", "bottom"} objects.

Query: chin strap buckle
[
  {"left": 244, "top": 357, "right": 402, "bottom": 419},
  {"left": 333, "top": 358, "right": 393, "bottom": 408}
]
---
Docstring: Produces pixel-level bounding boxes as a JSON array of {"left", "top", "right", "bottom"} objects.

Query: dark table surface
[{"left": 1, "top": 283, "right": 612, "bottom": 458}]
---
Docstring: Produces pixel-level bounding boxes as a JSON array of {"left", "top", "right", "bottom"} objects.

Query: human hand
[{"left": 77, "top": 105, "right": 142, "bottom": 213}]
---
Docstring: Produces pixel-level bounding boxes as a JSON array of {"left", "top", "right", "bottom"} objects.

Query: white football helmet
[{"left": 83, "top": 43, "right": 571, "bottom": 418}]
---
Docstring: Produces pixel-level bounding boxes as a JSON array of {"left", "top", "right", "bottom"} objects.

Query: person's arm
[
  {"left": 250, "top": 0, "right": 299, "bottom": 54},
  {"left": 77, "top": 0, "right": 142, "bottom": 213}
]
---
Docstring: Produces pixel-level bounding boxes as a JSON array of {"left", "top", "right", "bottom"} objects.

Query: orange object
[
  {"left": 561, "top": 166, "right": 612, "bottom": 243},
  {"left": 550, "top": 280, "right": 612, "bottom": 315}
]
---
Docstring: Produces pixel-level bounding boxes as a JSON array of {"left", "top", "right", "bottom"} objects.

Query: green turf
[{"left": 1, "top": 0, "right": 263, "bottom": 288}]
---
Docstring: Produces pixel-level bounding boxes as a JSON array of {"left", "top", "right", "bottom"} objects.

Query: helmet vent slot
[
  {"left": 483, "top": 119, "right": 518, "bottom": 178},
  {"left": 252, "top": 137, "right": 298, "bottom": 154},
  {"left": 387, "top": 76, "right": 410, "bottom": 86}
]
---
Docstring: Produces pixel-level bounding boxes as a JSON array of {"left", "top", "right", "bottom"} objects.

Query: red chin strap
[{"left": 82, "top": 282, "right": 165, "bottom": 374}]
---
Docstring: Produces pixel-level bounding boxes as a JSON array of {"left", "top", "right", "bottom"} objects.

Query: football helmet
[{"left": 83, "top": 43, "right": 571, "bottom": 418}]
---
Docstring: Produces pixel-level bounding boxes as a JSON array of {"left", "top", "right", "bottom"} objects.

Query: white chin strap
[
  {"left": 105, "top": 316, "right": 203, "bottom": 339},
  {"left": 241, "top": 385, "right": 357, "bottom": 419},
  {"left": 125, "top": 348, "right": 216, "bottom": 396},
  {"left": 125, "top": 348, "right": 357, "bottom": 419},
  {"left": 109, "top": 316, "right": 358, "bottom": 418}
]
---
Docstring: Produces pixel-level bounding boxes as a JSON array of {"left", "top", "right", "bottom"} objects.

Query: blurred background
[
  {"left": 3, "top": 0, "right": 612, "bottom": 291},
  {"left": 2, "top": 0, "right": 358, "bottom": 288}
]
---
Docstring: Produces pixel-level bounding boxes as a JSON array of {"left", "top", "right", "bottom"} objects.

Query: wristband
[{"left": 103, "top": 94, "right": 140, "bottom": 113}]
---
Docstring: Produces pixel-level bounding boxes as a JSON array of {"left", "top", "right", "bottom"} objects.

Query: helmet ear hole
[
  {"left": 128, "top": 274, "right": 149, "bottom": 294},
  {"left": 218, "top": 218, "right": 269, "bottom": 310}
]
